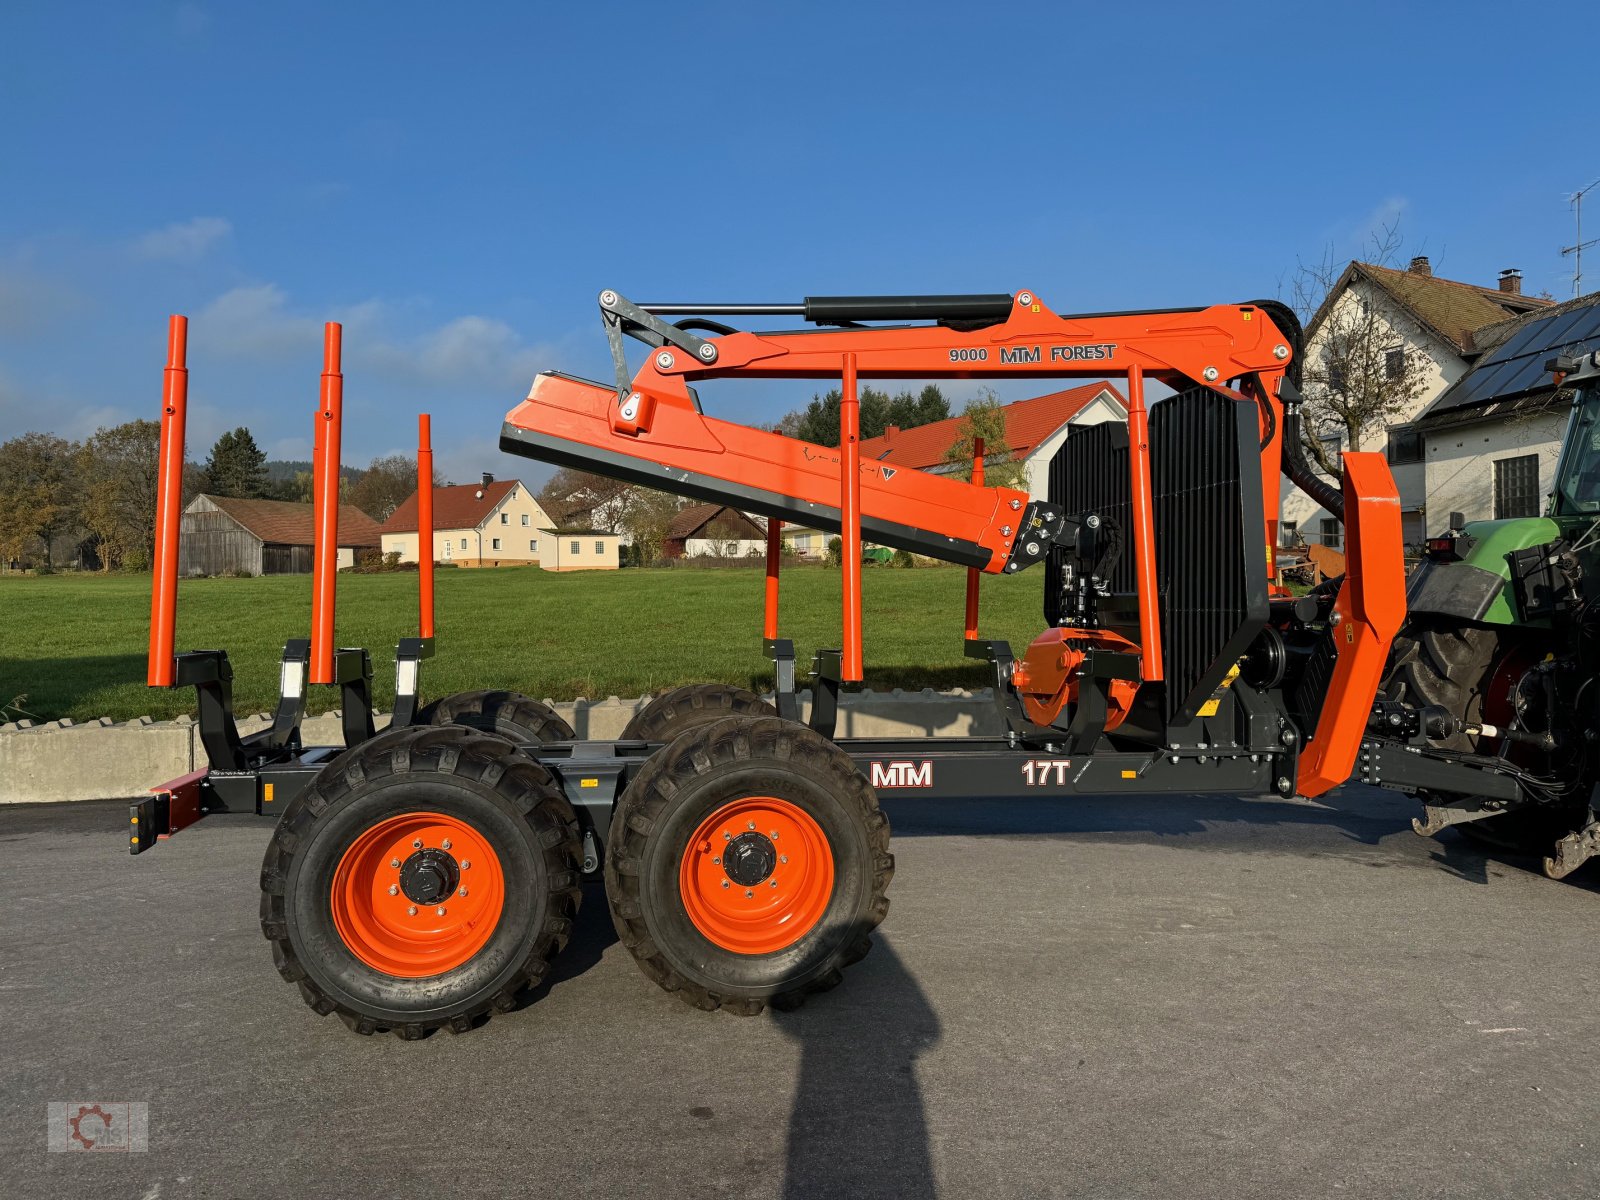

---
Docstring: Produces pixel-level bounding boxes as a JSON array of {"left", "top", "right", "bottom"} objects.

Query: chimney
[
  {"left": 1498, "top": 268, "right": 1522, "bottom": 295},
  {"left": 884, "top": 425, "right": 901, "bottom": 441},
  {"left": 1408, "top": 256, "right": 1432, "bottom": 277},
  {"left": 481, "top": 472, "right": 494, "bottom": 488}
]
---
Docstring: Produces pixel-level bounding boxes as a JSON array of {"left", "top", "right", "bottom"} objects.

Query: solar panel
[{"left": 1427, "top": 300, "right": 1600, "bottom": 415}]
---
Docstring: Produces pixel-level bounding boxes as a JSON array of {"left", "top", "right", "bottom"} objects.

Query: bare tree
[{"left": 1288, "top": 222, "right": 1433, "bottom": 476}]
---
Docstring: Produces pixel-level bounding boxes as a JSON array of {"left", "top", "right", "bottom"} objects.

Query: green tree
[
  {"left": 941, "top": 388, "right": 1029, "bottom": 490},
  {"left": 204, "top": 427, "right": 269, "bottom": 497},
  {"left": 776, "top": 384, "right": 950, "bottom": 447},
  {"left": 0, "top": 432, "right": 80, "bottom": 566},
  {"left": 78, "top": 419, "right": 161, "bottom": 570},
  {"left": 617, "top": 487, "right": 682, "bottom": 565}
]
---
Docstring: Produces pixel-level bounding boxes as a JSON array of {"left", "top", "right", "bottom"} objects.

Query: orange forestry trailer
[{"left": 134, "top": 286, "right": 1530, "bottom": 1039}]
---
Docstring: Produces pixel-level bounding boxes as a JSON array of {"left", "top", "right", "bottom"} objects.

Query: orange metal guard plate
[{"left": 1296, "top": 453, "right": 1407, "bottom": 797}]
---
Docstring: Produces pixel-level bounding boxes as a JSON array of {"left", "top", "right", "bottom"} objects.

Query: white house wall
[
  {"left": 686, "top": 536, "right": 765, "bottom": 557},
  {"left": 1279, "top": 278, "right": 1471, "bottom": 541},
  {"left": 1423, "top": 411, "right": 1568, "bottom": 526}
]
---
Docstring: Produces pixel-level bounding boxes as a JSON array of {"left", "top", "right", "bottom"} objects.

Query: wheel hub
[
  {"left": 399, "top": 847, "right": 460, "bottom": 906},
  {"left": 722, "top": 831, "right": 777, "bottom": 887}
]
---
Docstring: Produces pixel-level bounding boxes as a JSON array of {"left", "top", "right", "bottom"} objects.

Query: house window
[
  {"left": 1326, "top": 359, "right": 1347, "bottom": 392},
  {"left": 500, "top": 512, "right": 509, "bottom": 525},
  {"left": 1386, "top": 424, "right": 1422, "bottom": 465},
  {"left": 443, "top": 541, "right": 451, "bottom": 560},
  {"left": 1320, "top": 434, "right": 1342, "bottom": 473},
  {"left": 492, "top": 537, "right": 502, "bottom": 551},
  {"left": 595, "top": 540, "right": 605, "bottom": 554},
  {"left": 522, "top": 513, "right": 530, "bottom": 526},
  {"left": 1384, "top": 348, "right": 1406, "bottom": 382},
  {"left": 1319, "top": 517, "right": 1343, "bottom": 550},
  {"left": 529, "top": 539, "right": 537, "bottom": 552},
  {"left": 570, "top": 540, "right": 580, "bottom": 554},
  {"left": 1280, "top": 520, "right": 1298, "bottom": 547},
  {"left": 460, "top": 538, "right": 467, "bottom": 550},
  {"left": 1493, "top": 455, "right": 1540, "bottom": 519}
]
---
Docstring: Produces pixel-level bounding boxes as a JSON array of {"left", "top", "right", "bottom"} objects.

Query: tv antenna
[{"left": 1562, "top": 179, "right": 1600, "bottom": 297}]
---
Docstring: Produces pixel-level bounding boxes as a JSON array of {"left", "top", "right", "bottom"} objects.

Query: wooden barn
[{"left": 180, "top": 495, "right": 383, "bottom": 576}]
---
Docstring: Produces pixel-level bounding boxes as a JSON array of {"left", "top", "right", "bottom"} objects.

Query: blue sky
[{"left": 3, "top": 0, "right": 1597, "bottom": 486}]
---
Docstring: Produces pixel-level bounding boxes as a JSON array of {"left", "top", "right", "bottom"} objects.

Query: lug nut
[
  {"left": 769, "top": 880, "right": 778, "bottom": 888},
  {"left": 747, "top": 820, "right": 756, "bottom": 830},
  {"left": 461, "top": 860, "right": 471, "bottom": 869},
  {"left": 780, "top": 855, "right": 788, "bottom": 864},
  {"left": 407, "top": 905, "right": 418, "bottom": 916},
  {"left": 745, "top": 890, "right": 754, "bottom": 898},
  {"left": 442, "top": 839, "right": 452, "bottom": 850},
  {"left": 458, "top": 886, "right": 468, "bottom": 897},
  {"left": 412, "top": 839, "right": 423, "bottom": 849},
  {"left": 390, "top": 858, "right": 400, "bottom": 869},
  {"left": 721, "top": 880, "right": 730, "bottom": 889},
  {"left": 436, "top": 906, "right": 447, "bottom": 916},
  {"left": 771, "top": 832, "right": 779, "bottom": 840},
  {"left": 388, "top": 885, "right": 399, "bottom": 896},
  {"left": 712, "top": 856, "right": 721, "bottom": 865},
  {"left": 724, "top": 831, "right": 732, "bottom": 841}
]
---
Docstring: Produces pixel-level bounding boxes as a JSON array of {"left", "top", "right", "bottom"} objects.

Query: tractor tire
[
  {"left": 1385, "top": 619, "right": 1582, "bottom": 854},
  {"left": 619, "top": 683, "right": 777, "bottom": 744},
  {"left": 259, "top": 724, "right": 582, "bottom": 1038},
  {"left": 605, "top": 715, "right": 892, "bottom": 1015},
  {"left": 1383, "top": 621, "right": 1500, "bottom": 753},
  {"left": 421, "top": 689, "right": 575, "bottom": 747}
]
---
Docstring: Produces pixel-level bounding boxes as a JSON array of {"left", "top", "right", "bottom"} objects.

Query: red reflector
[{"left": 1427, "top": 538, "right": 1454, "bottom": 552}]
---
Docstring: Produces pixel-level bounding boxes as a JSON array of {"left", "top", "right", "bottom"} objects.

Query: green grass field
[{"left": 0, "top": 566, "right": 1051, "bottom": 723}]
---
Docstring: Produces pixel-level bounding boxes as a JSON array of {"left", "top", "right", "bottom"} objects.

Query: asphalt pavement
[{"left": 3, "top": 785, "right": 1598, "bottom": 1199}]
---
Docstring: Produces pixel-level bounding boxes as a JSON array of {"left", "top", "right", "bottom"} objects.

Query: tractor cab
[{"left": 1551, "top": 351, "right": 1600, "bottom": 518}]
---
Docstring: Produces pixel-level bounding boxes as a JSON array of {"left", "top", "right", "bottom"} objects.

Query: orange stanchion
[
  {"left": 310, "top": 323, "right": 343, "bottom": 685},
  {"left": 763, "top": 517, "right": 782, "bottom": 640},
  {"left": 963, "top": 436, "right": 985, "bottom": 641},
  {"left": 1126, "top": 365, "right": 1163, "bottom": 681},
  {"left": 417, "top": 414, "right": 435, "bottom": 640},
  {"left": 147, "top": 315, "right": 188, "bottom": 687},
  {"left": 840, "top": 353, "right": 862, "bottom": 681}
]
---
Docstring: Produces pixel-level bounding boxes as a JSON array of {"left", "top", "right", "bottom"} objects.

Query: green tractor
[{"left": 1385, "top": 349, "right": 1600, "bottom": 876}]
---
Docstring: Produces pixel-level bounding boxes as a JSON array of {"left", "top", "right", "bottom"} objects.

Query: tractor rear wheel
[
  {"left": 1385, "top": 619, "right": 1582, "bottom": 853},
  {"left": 259, "top": 724, "right": 582, "bottom": 1037},
  {"left": 619, "top": 682, "right": 776, "bottom": 744},
  {"left": 422, "top": 689, "right": 575, "bottom": 746},
  {"left": 605, "top": 715, "right": 891, "bottom": 1014}
]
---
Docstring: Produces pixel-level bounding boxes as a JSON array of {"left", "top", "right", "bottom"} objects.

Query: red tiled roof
[
  {"left": 197, "top": 495, "right": 383, "bottom": 547},
  {"left": 381, "top": 479, "right": 523, "bottom": 534},
  {"left": 855, "top": 382, "right": 1124, "bottom": 470},
  {"left": 666, "top": 503, "right": 766, "bottom": 541}
]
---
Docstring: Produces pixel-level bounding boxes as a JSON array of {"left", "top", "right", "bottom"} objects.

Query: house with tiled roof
[
  {"left": 380, "top": 474, "right": 554, "bottom": 567},
  {"left": 1280, "top": 256, "right": 1553, "bottom": 549},
  {"left": 664, "top": 504, "right": 768, "bottom": 559},
  {"left": 857, "top": 381, "right": 1126, "bottom": 497},
  {"left": 180, "top": 495, "right": 383, "bottom": 576},
  {"left": 1416, "top": 290, "right": 1600, "bottom": 524}
]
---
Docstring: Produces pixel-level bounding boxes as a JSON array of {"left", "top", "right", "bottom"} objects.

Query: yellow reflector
[
  {"left": 1121, "top": 770, "right": 1137, "bottom": 779},
  {"left": 264, "top": 783, "right": 275, "bottom": 803},
  {"left": 580, "top": 778, "right": 599, "bottom": 788}
]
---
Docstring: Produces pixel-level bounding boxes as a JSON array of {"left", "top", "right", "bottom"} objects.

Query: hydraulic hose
[{"left": 1247, "top": 298, "right": 1346, "bottom": 522}]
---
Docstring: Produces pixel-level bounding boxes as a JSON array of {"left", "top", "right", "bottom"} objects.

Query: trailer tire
[
  {"left": 422, "top": 689, "right": 575, "bottom": 746},
  {"left": 619, "top": 683, "right": 776, "bottom": 744},
  {"left": 605, "top": 715, "right": 891, "bottom": 1015},
  {"left": 259, "top": 724, "right": 582, "bottom": 1038}
]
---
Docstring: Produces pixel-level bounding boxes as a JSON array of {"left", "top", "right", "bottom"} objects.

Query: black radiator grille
[
  {"left": 1149, "top": 388, "right": 1269, "bottom": 722},
  {"left": 1045, "top": 421, "right": 1133, "bottom": 633}
]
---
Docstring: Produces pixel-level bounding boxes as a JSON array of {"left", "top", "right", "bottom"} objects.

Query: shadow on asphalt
[{"left": 774, "top": 936, "right": 939, "bottom": 1200}]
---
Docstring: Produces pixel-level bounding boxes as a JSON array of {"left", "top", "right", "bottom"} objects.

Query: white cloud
[
  {"left": 194, "top": 281, "right": 555, "bottom": 390},
  {"left": 133, "top": 216, "right": 232, "bottom": 261}
]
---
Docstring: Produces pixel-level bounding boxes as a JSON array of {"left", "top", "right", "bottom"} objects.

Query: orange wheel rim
[
  {"left": 330, "top": 811, "right": 505, "bottom": 978},
  {"left": 679, "top": 797, "right": 834, "bottom": 954}
]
